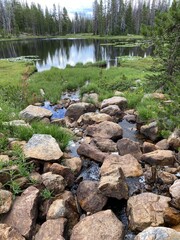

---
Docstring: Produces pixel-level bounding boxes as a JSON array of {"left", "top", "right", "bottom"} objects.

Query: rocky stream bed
[{"left": 0, "top": 91, "right": 180, "bottom": 240}]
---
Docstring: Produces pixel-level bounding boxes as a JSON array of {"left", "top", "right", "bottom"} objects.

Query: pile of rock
[{"left": 0, "top": 94, "right": 179, "bottom": 240}]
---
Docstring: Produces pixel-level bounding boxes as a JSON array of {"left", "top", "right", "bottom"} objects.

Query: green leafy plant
[{"left": 40, "top": 188, "right": 54, "bottom": 200}]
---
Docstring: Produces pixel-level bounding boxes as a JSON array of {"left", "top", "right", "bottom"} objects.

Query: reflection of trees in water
[{"left": 0, "top": 39, "right": 154, "bottom": 66}]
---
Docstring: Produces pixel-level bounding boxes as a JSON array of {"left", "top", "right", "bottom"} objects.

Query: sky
[{"left": 24, "top": 0, "right": 94, "bottom": 15}]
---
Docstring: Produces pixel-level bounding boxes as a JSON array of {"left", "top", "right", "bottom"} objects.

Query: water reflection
[{"left": 0, "top": 38, "right": 153, "bottom": 71}]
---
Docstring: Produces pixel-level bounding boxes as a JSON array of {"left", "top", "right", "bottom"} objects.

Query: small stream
[{"left": 41, "top": 92, "right": 146, "bottom": 239}]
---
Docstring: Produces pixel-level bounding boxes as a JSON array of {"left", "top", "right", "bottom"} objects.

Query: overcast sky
[{"left": 24, "top": 0, "right": 94, "bottom": 14}]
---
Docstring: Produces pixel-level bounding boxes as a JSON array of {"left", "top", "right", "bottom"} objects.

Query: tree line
[{"left": 0, "top": 0, "right": 172, "bottom": 37}]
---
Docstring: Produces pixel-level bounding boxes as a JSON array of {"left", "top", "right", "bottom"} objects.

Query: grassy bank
[{"left": 0, "top": 33, "right": 144, "bottom": 42}]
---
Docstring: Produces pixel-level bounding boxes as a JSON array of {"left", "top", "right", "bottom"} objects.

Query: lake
[{"left": 0, "top": 38, "right": 153, "bottom": 72}]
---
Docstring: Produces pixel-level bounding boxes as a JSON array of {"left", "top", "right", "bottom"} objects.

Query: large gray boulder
[
  {"left": 24, "top": 134, "right": 63, "bottom": 161},
  {"left": 86, "top": 121, "right": 123, "bottom": 141},
  {"left": 127, "top": 192, "right": 171, "bottom": 231},
  {"left": 19, "top": 105, "right": 52, "bottom": 121},
  {"left": 65, "top": 102, "right": 96, "bottom": 121},
  {"left": 70, "top": 210, "right": 124, "bottom": 240},
  {"left": 135, "top": 227, "right": 180, "bottom": 240},
  {"left": 3, "top": 186, "right": 39, "bottom": 239}
]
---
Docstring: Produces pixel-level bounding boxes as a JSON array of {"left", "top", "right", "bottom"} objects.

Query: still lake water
[{"left": 0, "top": 38, "right": 153, "bottom": 71}]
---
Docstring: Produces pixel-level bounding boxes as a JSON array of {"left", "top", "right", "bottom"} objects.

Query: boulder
[
  {"left": 127, "top": 192, "right": 171, "bottom": 231},
  {"left": 143, "top": 142, "right": 158, "bottom": 153},
  {"left": 65, "top": 103, "right": 96, "bottom": 121},
  {"left": 70, "top": 210, "right": 124, "bottom": 240},
  {"left": 41, "top": 172, "right": 66, "bottom": 194},
  {"left": 0, "top": 155, "right": 10, "bottom": 163},
  {"left": 82, "top": 93, "right": 99, "bottom": 105},
  {"left": 50, "top": 163, "right": 74, "bottom": 187},
  {"left": 100, "top": 154, "right": 143, "bottom": 178},
  {"left": 47, "top": 199, "right": 66, "bottom": 219},
  {"left": 63, "top": 157, "right": 82, "bottom": 176},
  {"left": 140, "top": 121, "right": 158, "bottom": 141},
  {"left": 24, "top": 134, "right": 63, "bottom": 161},
  {"left": 35, "top": 218, "right": 67, "bottom": 240},
  {"left": 77, "top": 180, "right": 107, "bottom": 213},
  {"left": 135, "top": 227, "right": 180, "bottom": 240},
  {"left": 156, "top": 139, "right": 169, "bottom": 150},
  {"left": 77, "top": 142, "right": 107, "bottom": 163},
  {"left": 117, "top": 138, "right": 142, "bottom": 160},
  {"left": 77, "top": 112, "right": 113, "bottom": 126},
  {"left": 0, "top": 189, "right": 13, "bottom": 214},
  {"left": 0, "top": 224, "right": 25, "bottom": 240},
  {"left": 168, "top": 129, "right": 180, "bottom": 149},
  {"left": 19, "top": 105, "right": 52, "bottom": 121},
  {"left": 164, "top": 207, "right": 180, "bottom": 226},
  {"left": 169, "top": 180, "right": 180, "bottom": 209},
  {"left": 3, "top": 186, "right": 39, "bottom": 239},
  {"left": 141, "top": 150, "right": 175, "bottom": 166},
  {"left": 86, "top": 121, "right": 123, "bottom": 141},
  {"left": 100, "top": 104, "right": 123, "bottom": 120},
  {"left": 98, "top": 167, "right": 128, "bottom": 200},
  {"left": 91, "top": 138, "right": 117, "bottom": 152},
  {"left": 101, "top": 96, "right": 127, "bottom": 110}
]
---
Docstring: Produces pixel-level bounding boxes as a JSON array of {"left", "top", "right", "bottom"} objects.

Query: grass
[{"left": 27, "top": 57, "right": 154, "bottom": 103}]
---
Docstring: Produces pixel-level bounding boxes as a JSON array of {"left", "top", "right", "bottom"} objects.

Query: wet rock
[
  {"left": 70, "top": 210, "right": 124, "bottom": 240},
  {"left": 63, "top": 157, "right": 82, "bottom": 176},
  {"left": 101, "top": 96, "right": 127, "bottom": 110},
  {"left": 169, "top": 179, "right": 180, "bottom": 209},
  {"left": 0, "top": 189, "right": 13, "bottom": 214},
  {"left": 117, "top": 138, "right": 142, "bottom": 160},
  {"left": 86, "top": 121, "right": 123, "bottom": 141},
  {"left": 50, "top": 163, "right": 74, "bottom": 187},
  {"left": 41, "top": 172, "right": 66, "bottom": 194},
  {"left": 164, "top": 207, "right": 180, "bottom": 226},
  {"left": 141, "top": 150, "right": 175, "bottom": 166},
  {"left": 143, "top": 142, "right": 158, "bottom": 153},
  {"left": 127, "top": 192, "right": 171, "bottom": 231},
  {"left": 91, "top": 138, "right": 117, "bottom": 152},
  {"left": 77, "top": 180, "right": 107, "bottom": 213},
  {"left": 35, "top": 218, "right": 67, "bottom": 240},
  {"left": 77, "top": 142, "right": 107, "bottom": 163},
  {"left": 158, "top": 171, "right": 177, "bottom": 184},
  {"left": 47, "top": 199, "right": 66, "bottom": 219},
  {"left": 19, "top": 105, "right": 52, "bottom": 121},
  {"left": 98, "top": 167, "right": 128, "bottom": 200},
  {"left": 156, "top": 139, "right": 169, "bottom": 150},
  {"left": 101, "top": 154, "right": 143, "bottom": 178},
  {"left": 168, "top": 129, "right": 180, "bottom": 149},
  {"left": 24, "top": 134, "right": 63, "bottom": 161},
  {"left": 65, "top": 102, "right": 96, "bottom": 121},
  {"left": 0, "top": 224, "right": 25, "bottom": 240},
  {"left": 77, "top": 112, "right": 113, "bottom": 126},
  {"left": 3, "top": 186, "right": 39, "bottom": 239},
  {"left": 140, "top": 121, "right": 158, "bottom": 141},
  {"left": 135, "top": 226, "right": 180, "bottom": 240},
  {"left": 100, "top": 104, "right": 123, "bottom": 121},
  {"left": 82, "top": 93, "right": 99, "bottom": 105}
]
